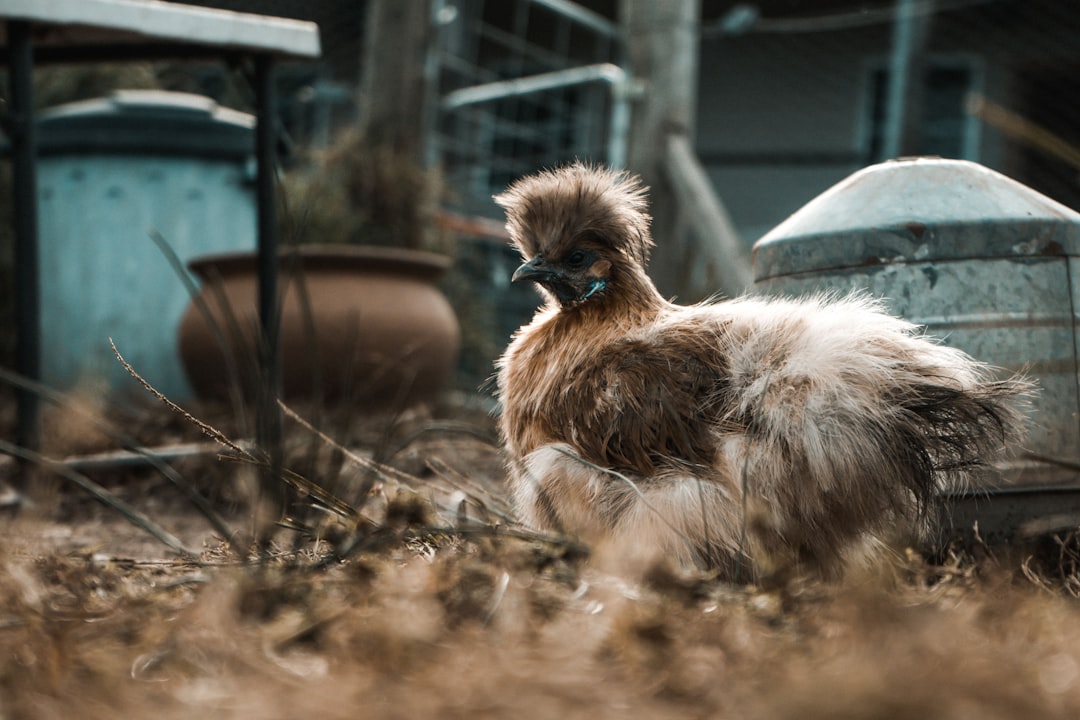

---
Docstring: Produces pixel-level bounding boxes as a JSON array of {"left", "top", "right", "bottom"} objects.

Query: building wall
[
  {"left": 695, "top": 1, "right": 1080, "bottom": 248},
  {"left": 697, "top": 29, "right": 878, "bottom": 244}
]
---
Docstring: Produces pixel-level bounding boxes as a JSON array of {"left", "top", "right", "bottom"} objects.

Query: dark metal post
[
  {"left": 8, "top": 21, "right": 41, "bottom": 458},
  {"left": 882, "top": 0, "right": 934, "bottom": 158},
  {"left": 253, "top": 54, "right": 285, "bottom": 523}
]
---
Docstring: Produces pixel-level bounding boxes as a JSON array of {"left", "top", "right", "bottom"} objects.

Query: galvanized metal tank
[
  {"left": 752, "top": 157, "right": 1080, "bottom": 484},
  {"left": 37, "top": 90, "right": 257, "bottom": 399}
]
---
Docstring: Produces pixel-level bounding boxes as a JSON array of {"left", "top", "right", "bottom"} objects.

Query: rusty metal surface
[{"left": 751, "top": 158, "right": 1080, "bottom": 485}]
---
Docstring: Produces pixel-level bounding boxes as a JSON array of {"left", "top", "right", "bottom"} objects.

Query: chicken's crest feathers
[{"left": 494, "top": 162, "right": 654, "bottom": 268}]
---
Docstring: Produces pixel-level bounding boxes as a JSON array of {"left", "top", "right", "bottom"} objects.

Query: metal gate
[{"left": 431, "top": 0, "right": 629, "bottom": 217}]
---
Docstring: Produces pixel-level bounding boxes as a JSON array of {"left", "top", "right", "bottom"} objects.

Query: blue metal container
[
  {"left": 753, "top": 157, "right": 1080, "bottom": 483},
  {"left": 37, "top": 90, "right": 257, "bottom": 399}
]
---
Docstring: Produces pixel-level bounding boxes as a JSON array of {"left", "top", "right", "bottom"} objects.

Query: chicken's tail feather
[{"left": 895, "top": 375, "right": 1033, "bottom": 495}]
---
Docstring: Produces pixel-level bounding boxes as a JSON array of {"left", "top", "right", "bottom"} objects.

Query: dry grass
[{"left": 5, "top": 392, "right": 1080, "bottom": 719}]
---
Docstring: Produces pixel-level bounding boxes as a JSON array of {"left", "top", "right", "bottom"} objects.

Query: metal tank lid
[
  {"left": 36, "top": 89, "right": 254, "bottom": 160},
  {"left": 752, "top": 157, "right": 1080, "bottom": 282}
]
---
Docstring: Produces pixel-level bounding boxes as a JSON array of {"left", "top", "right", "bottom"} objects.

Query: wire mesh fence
[
  {"left": 402, "top": 0, "right": 1077, "bottom": 245},
  {"left": 3, "top": 0, "right": 1079, "bottom": 390},
  {"left": 13, "top": 0, "right": 1075, "bottom": 246},
  {"left": 433, "top": 0, "right": 622, "bottom": 217}
]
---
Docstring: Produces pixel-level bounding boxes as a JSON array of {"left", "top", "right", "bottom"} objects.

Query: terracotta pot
[{"left": 178, "top": 244, "right": 460, "bottom": 410}]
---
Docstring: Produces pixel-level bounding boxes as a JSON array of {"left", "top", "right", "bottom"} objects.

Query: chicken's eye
[{"left": 566, "top": 250, "right": 588, "bottom": 268}]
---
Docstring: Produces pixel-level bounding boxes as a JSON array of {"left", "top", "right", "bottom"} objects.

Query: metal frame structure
[
  {"left": 442, "top": 61, "right": 635, "bottom": 170},
  {"left": 432, "top": 0, "right": 625, "bottom": 215},
  {"left": 0, "top": 0, "right": 320, "bottom": 477}
]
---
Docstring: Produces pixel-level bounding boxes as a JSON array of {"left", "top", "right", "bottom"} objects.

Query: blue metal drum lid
[
  {"left": 752, "top": 158, "right": 1080, "bottom": 282},
  {"left": 35, "top": 90, "right": 255, "bottom": 160}
]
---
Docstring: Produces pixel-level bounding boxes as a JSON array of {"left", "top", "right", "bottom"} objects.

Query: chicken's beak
[{"left": 512, "top": 256, "right": 562, "bottom": 284}]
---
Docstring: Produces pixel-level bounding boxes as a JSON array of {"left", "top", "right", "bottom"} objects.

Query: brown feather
[
  {"left": 495, "top": 163, "right": 1032, "bottom": 578},
  {"left": 495, "top": 162, "right": 654, "bottom": 267}
]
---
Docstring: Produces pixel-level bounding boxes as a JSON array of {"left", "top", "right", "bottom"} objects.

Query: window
[{"left": 865, "top": 58, "right": 981, "bottom": 162}]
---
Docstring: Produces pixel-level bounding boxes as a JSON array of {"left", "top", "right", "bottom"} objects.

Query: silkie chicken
[{"left": 494, "top": 163, "right": 1030, "bottom": 578}]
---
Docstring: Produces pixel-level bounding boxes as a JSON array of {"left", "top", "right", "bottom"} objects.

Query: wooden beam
[
  {"left": 664, "top": 134, "right": 752, "bottom": 297},
  {"left": 360, "top": 0, "right": 433, "bottom": 159},
  {"left": 620, "top": 0, "right": 699, "bottom": 298},
  {"left": 621, "top": 0, "right": 750, "bottom": 301}
]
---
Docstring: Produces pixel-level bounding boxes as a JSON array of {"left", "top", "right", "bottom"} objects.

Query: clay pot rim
[{"left": 187, "top": 244, "right": 451, "bottom": 282}]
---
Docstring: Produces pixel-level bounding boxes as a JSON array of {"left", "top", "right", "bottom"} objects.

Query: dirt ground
[{"left": 5, "top": 396, "right": 1080, "bottom": 719}]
